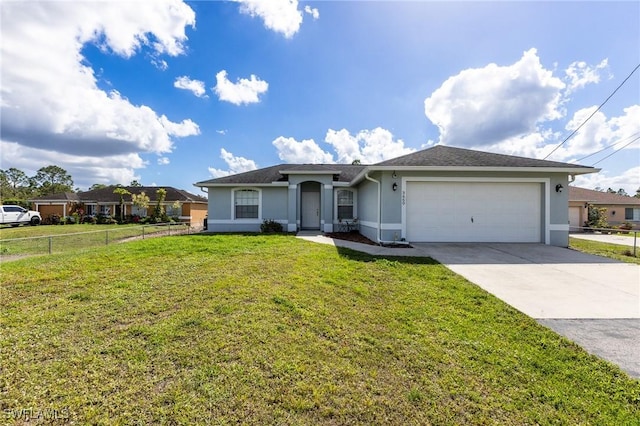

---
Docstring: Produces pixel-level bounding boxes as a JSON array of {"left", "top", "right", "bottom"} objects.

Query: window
[
  {"left": 337, "top": 190, "right": 354, "bottom": 220},
  {"left": 234, "top": 189, "right": 259, "bottom": 219},
  {"left": 131, "top": 205, "right": 147, "bottom": 217},
  {"left": 625, "top": 208, "right": 640, "bottom": 221},
  {"left": 3, "top": 206, "right": 25, "bottom": 213},
  {"left": 166, "top": 203, "right": 181, "bottom": 217}
]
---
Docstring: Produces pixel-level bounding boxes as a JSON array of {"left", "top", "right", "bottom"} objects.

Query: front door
[{"left": 301, "top": 191, "right": 320, "bottom": 229}]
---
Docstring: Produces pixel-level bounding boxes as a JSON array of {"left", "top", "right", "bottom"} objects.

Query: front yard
[{"left": 1, "top": 235, "right": 639, "bottom": 424}]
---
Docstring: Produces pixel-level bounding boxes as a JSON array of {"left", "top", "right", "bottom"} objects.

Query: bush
[
  {"left": 260, "top": 219, "right": 283, "bottom": 233},
  {"left": 82, "top": 215, "right": 97, "bottom": 224}
]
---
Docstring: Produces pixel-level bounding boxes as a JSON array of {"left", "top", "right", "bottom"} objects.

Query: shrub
[
  {"left": 260, "top": 219, "right": 283, "bottom": 233},
  {"left": 585, "top": 205, "right": 608, "bottom": 230}
]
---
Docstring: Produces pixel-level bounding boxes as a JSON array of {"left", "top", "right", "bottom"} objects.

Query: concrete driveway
[
  {"left": 412, "top": 243, "right": 639, "bottom": 319},
  {"left": 412, "top": 243, "right": 640, "bottom": 378}
]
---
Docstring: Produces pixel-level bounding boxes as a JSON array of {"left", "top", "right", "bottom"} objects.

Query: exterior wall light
[
  {"left": 555, "top": 184, "right": 563, "bottom": 193},
  {"left": 392, "top": 183, "right": 398, "bottom": 191}
]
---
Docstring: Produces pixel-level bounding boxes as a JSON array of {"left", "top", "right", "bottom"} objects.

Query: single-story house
[
  {"left": 194, "top": 145, "right": 598, "bottom": 247},
  {"left": 30, "top": 186, "right": 208, "bottom": 225},
  {"left": 568, "top": 186, "right": 640, "bottom": 230}
]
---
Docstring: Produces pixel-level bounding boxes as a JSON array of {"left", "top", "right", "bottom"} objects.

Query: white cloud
[
  {"left": 0, "top": 1, "right": 198, "bottom": 185},
  {"left": 325, "top": 128, "right": 415, "bottom": 164},
  {"left": 272, "top": 136, "right": 334, "bottom": 163},
  {"left": 0, "top": 140, "right": 144, "bottom": 190},
  {"left": 208, "top": 148, "right": 258, "bottom": 178},
  {"left": 235, "top": 0, "right": 304, "bottom": 38},
  {"left": 213, "top": 70, "right": 269, "bottom": 105},
  {"left": 565, "top": 59, "right": 610, "bottom": 94},
  {"left": 216, "top": 129, "right": 228, "bottom": 135},
  {"left": 158, "top": 157, "right": 170, "bottom": 165},
  {"left": 174, "top": 76, "right": 207, "bottom": 98},
  {"left": 270, "top": 128, "right": 414, "bottom": 164},
  {"left": 304, "top": 5, "right": 320, "bottom": 20},
  {"left": 424, "top": 48, "right": 565, "bottom": 148},
  {"left": 152, "top": 59, "right": 169, "bottom": 71}
]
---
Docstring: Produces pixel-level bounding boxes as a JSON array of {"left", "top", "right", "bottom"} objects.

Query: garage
[
  {"left": 569, "top": 207, "right": 582, "bottom": 231},
  {"left": 405, "top": 181, "right": 542, "bottom": 242}
]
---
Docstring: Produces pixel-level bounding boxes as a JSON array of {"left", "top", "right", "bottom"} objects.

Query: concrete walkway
[
  {"left": 296, "top": 233, "right": 640, "bottom": 378},
  {"left": 570, "top": 232, "right": 640, "bottom": 247}
]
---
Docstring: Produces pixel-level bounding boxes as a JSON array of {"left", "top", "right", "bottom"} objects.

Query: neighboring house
[
  {"left": 568, "top": 186, "right": 640, "bottom": 230},
  {"left": 195, "top": 145, "right": 598, "bottom": 247},
  {"left": 30, "top": 186, "right": 208, "bottom": 225}
]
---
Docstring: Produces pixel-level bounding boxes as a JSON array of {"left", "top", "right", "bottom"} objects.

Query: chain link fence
[{"left": 0, "top": 223, "right": 194, "bottom": 259}]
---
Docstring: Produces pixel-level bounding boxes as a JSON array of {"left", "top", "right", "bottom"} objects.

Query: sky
[{"left": 1, "top": 0, "right": 639, "bottom": 196}]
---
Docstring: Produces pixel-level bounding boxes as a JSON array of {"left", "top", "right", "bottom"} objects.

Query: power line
[
  {"left": 543, "top": 62, "right": 640, "bottom": 160},
  {"left": 576, "top": 131, "right": 640, "bottom": 162},
  {"left": 590, "top": 136, "right": 640, "bottom": 166}
]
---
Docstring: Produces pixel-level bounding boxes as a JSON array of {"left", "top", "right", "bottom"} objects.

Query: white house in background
[{"left": 195, "top": 145, "right": 598, "bottom": 247}]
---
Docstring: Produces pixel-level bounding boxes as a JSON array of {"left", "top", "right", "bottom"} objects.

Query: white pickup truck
[{"left": 0, "top": 205, "right": 42, "bottom": 226}]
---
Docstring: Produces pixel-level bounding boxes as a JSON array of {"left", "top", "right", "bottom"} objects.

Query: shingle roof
[
  {"left": 569, "top": 186, "right": 640, "bottom": 205},
  {"left": 195, "top": 145, "right": 597, "bottom": 186},
  {"left": 29, "top": 192, "right": 79, "bottom": 202},
  {"left": 195, "top": 164, "right": 367, "bottom": 185},
  {"left": 31, "top": 186, "right": 207, "bottom": 203},
  {"left": 375, "top": 145, "right": 595, "bottom": 169}
]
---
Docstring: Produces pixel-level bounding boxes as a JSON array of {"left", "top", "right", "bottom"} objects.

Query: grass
[
  {"left": 570, "top": 237, "right": 640, "bottom": 265},
  {"left": 1, "top": 235, "right": 639, "bottom": 424},
  {"left": 0, "top": 223, "right": 189, "bottom": 257}
]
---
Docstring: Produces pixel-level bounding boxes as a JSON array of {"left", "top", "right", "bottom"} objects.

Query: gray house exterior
[{"left": 195, "top": 146, "right": 598, "bottom": 247}]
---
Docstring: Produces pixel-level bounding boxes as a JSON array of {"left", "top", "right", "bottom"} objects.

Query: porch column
[
  {"left": 287, "top": 184, "right": 297, "bottom": 232},
  {"left": 323, "top": 184, "right": 334, "bottom": 233}
]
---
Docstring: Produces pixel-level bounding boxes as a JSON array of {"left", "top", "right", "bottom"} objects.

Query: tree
[
  {"left": 585, "top": 205, "right": 608, "bottom": 230},
  {"left": 130, "top": 180, "right": 142, "bottom": 187},
  {"left": 617, "top": 188, "right": 628, "bottom": 196},
  {"left": 606, "top": 187, "right": 616, "bottom": 194},
  {"left": 132, "top": 191, "right": 150, "bottom": 218},
  {"left": 89, "top": 183, "right": 108, "bottom": 191},
  {"left": 32, "top": 165, "right": 73, "bottom": 196},
  {"left": 635, "top": 188, "right": 640, "bottom": 199},
  {"left": 0, "top": 168, "right": 35, "bottom": 200},
  {"left": 113, "top": 187, "right": 131, "bottom": 222},
  {"left": 153, "top": 188, "right": 167, "bottom": 222},
  {"left": 351, "top": 159, "right": 361, "bottom": 165}
]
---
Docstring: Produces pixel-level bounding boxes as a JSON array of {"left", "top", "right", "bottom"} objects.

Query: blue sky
[{"left": 1, "top": 1, "right": 639, "bottom": 195}]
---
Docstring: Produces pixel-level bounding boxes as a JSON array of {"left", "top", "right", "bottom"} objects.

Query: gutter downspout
[
  {"left": 199, "top": 186, "right": 208, "bottom": 195},
  {"left": 364, "top": 173, "right": 381, "bottom": 243}
]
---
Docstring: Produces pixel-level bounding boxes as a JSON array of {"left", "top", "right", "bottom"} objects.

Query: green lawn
[
  {"left": 570, "top": 237, "right": 640, "bottom": 265},
  {"left": 1, "top": 235, "right": 639, "bottom": 424},
  {"left": 0, "top": 223, "right": 189, "bottom": 257}
]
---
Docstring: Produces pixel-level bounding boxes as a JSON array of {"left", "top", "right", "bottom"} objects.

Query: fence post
[
  {"left": 169, "top": 223, "right": 171, "bottom": 236},
  {"left": 634, "top": 231, "right": 637, "bottom": 257},
  {"left": 142, "top": 226, "right": 145, "bottom": 240},
  {"left": 49, "top": 236, "right": 52, "bottom": 255},
  {"left": 106, "top": 230, "right": 109, "bottom": 246}
]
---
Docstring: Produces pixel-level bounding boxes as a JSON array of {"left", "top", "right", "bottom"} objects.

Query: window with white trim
[
  {"left": 625, "top": 208, "right": 640, "bottom": 221},
  {"left": 234, "top": 189, "right": 259, "bottom": 219},
  {"left": 337, "top": 189, "right": 354, "bottom": 220}
]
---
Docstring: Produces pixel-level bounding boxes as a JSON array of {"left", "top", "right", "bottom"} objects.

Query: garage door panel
[{"left": 406, "top": 182, "right": 541, "bottom": 243}]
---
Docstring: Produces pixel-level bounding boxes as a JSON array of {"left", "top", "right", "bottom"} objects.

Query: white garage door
[
  {"left": 406, "top": 181, "right": 542, "bottom": 242},
  {"left": 568, "top": 207, "right": 582, "bottom": 231}
]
